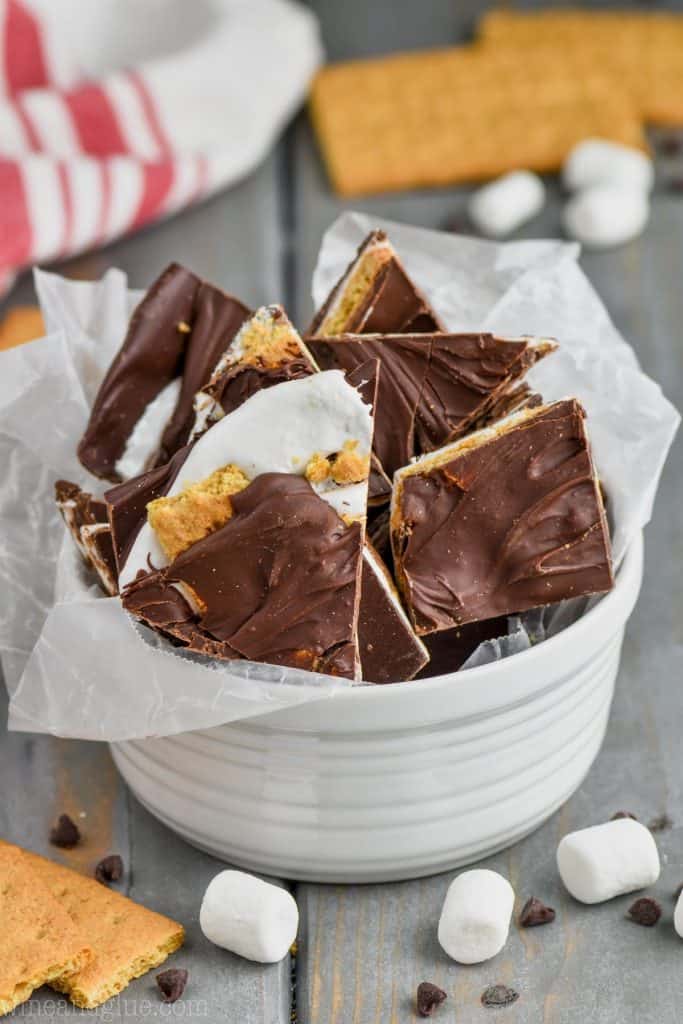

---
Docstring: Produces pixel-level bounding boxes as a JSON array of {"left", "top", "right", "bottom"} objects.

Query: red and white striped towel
[{"left": 0, "top": 0, "right": 322, "bottom": 294}]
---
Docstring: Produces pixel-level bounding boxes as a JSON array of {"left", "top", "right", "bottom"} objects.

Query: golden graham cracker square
[
  {"left": 309, "top": 45, "right": 646, "bottom": 196},
  {"left": 23, "top": 849, "right": 184, "bottom": 1010},
  {"left": 0, "top": 842, "right": 92, "bottom": 1016}
]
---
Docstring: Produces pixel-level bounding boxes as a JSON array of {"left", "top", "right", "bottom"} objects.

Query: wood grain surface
[{"left": 2, "top": 2, "right": 682, "bottom": 1022}]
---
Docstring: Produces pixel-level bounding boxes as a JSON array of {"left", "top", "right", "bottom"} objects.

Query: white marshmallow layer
[
  {"left": 120, "top": 370, "right": 373, "bottom": 588},
  {"left": 115, "top": 376, "right": 182, "bottom": 481},
  {"left": 556, "top": 818, "right": 660, "bottom": 905},
  {"left": 438, "top": 869, "right": 515, "bottom": 964},
  {"left": 199, "top": 870, "right": 298, "bottom": 964}
]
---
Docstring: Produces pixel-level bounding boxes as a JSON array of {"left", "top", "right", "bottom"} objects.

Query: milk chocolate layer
[
  {"left": 393, "top": 400, "right": 613, "bottom": 633},
  {"left": 122, "top": 473, "right": 363, "bottom": 678},
  {"left": 308, "top": 230, "right": 443, "bottom": 337},
  {"left": 416, "top": 618, "right": 508, "bottom": 678},
  {"left": 55, "top": 480, "right": 118, "bottom": 595},
  {"left": 309, "top": 336, "right": 431, "bottom": 477},
  {"left": 358, "top": 546, "right": 428, "bottom": 683},
  {"left": 78, "top": 264, "right": 250, "bottom": 480}
]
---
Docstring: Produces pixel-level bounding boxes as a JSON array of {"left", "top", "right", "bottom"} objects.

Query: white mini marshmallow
[
  {"left": 563, "top": 139, "right": 654, "bottom": 193},
  {"left": 563, "top": 185, "right": 649, "bottom": 248},
  {"left": 557, "top": 819, "right": 660, "bottom": 905},
  {"left": 468, "top": 171, "right": 545, "bottom": 238},
  {"left": 199, "top": 870, "right": 298, "bottom": 964},
  {"left": 675, "top": 890, "right": 683, "bottom": 939},
  {"left": 437, "top": 869, "right": 514, "bottom": 964}
]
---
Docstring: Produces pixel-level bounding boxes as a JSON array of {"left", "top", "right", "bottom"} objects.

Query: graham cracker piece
[
  {"left": 0, "top": 306, "right": 45, "bottom": 351},
  {"left": 147, "top": 463, "right": 250, "bottom": 561},
  {"left": 0, "top": 842, "right": 91, "bottom": 1016},
  {"left": 309, "top": 46, "right": 646, "bottom": 196},
  {"left": 478, "top": 11, "right": 683, "bottom": 126},
  {"left": 305, "top": 440, "right": 370, "bottom": 487},
  {"left": 23, "top": 849, "right": 184, "bottom": 1010}
]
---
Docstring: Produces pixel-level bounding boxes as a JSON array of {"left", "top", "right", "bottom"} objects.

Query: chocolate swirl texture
[
  {"left": 393, "top": 400, "right": 613, "bottom": 633},
  {"left": 122, "top": 473, "right": 363, "bottom": 679}
]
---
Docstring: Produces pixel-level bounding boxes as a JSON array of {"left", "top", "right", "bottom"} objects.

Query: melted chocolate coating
[
  {"left": 414, "top": 334, "right": 543, "bottom": 452},
  {"left": 123, "top": 473, "right": 363, "bottom": 678},
  {"left": 307, "top": 230, "right": 443, "bottom": 336},
  {"left": 394, "top": 400, "right": 613, "bottom": 633},
  {"left": 358, "top": 549, "right": 427, "bottom": 683},
  {"left": 309, "top": 336, "right": 431, "bottom": 477},
  {"left": 210, "top": 358, "right": 315, "bottom": 418},
  {"left": 78, "top": 264, "right": 250, "bottom": 480},
  {"left": 55, "top": 480, "right": 118, "bottom": 594},
  {"left": 416, "top": 618, "right": 508, "bottom": 678}
]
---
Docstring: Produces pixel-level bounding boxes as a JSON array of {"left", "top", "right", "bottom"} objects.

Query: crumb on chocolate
[
  {"left": 417, "top": 981, "right": 447, "bottom": 1017},
  {"left": 177, "top": 321, "right": 192, "bottom": 334},
  {"left": 147, "top": 464, "right": 250, "bottom": 560},
  {"left": 49, "top": 813, "right": 81, "bottom": 849},
  {"left": 94, "top": 854, "right": 124, "bottom": 885}
]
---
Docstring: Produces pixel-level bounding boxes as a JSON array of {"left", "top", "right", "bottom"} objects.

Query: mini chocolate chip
[
  {"left": 627, "top": 897, "right": 662, "bottom": 927},
  {"left": 648, "top": 813, "right": 673, "bottom": 833},
  {"left": 657, "top": 135, "right": 682, "bottom": 157},
  {"left": 481, "top": 984, "right": 519, "bottom": 1008},
  {"left": 416, "top": 982, "right": 447, "bottom": 1017},
  {"left": 49, "top": 814, "right": 81, "bottom": 848},
  {"left": 156, "top": 968, "right": 188, "bottom": 1004},
  {"left": 519, "top": 896, "right": 556, "bottom": 928},
  {"left": 94, "top": 854, "right": 124, "bottom": 885},
  {"left": 611, "top": 810, "right": 638, "bottom": 821}
]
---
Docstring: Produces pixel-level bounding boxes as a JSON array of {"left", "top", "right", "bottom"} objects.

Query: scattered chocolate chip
[
  {"left": 648, "top": 813, "right": 673, "bottom": 833},
  {"left": 627, "top": 897, "right": 662, "bottom": 927},
  {"left": 657, "top": 135, "right": 682, "bottom": 157},
  {"left": 94, "top": 854, "right": 124, "bottom": 885},
  {"left": 416, "top": 982, "right": 447, "bottom": 1018},
  {"left": 519, "top": 896, "right": 556, "bottom": 928},
  {"left": 611, "top": 810, "right": 638, "bottom": 821},
  {"left": 481, "top": 984, "right": 519, "bottom": 1008},
  {"left": 49, "top": 814, "right": 81, "bottom": 848},
  {"left": 156, "top": 968, "right": 188, "bottom": 1003}
]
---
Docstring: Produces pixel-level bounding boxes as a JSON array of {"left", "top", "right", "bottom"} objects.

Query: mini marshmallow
[
  {"left": 199, "top": 870, "right": 298, "bottom": 964},
  {"left": 563, "top": 185, "right": 649, "bottom": 249},
  {"left": 557, "top": 819, "right": 660, "bottom": 905},
  {"left": 563, "top": 139, "right": 654, "bottom": 193},
  {"left": 675, "top": 891, "right": 683, "bottom": 939},
  {"left": 468, "top": 171, "right": 545, "bottom": 238},
  {"left": 437, "top": 869, "right": 514, "bottom": 964}
]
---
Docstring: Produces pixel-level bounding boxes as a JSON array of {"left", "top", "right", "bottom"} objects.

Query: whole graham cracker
[
  {"left": 309, "top": 46, "right": 645, "bottom": 196},
  {"left": 0, "top": 842, "right": 91, "bottom": 1016},
  {"left": 478, "top": 10, "right": 683, "bottom": 126},
  {"left": 23, "top": 849, "right": 184, "bottom": 1010}
]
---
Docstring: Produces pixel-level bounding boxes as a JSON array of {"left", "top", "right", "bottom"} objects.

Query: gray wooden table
[{"left": 2, "top": 2, "right": 682, "bottom": 1021}]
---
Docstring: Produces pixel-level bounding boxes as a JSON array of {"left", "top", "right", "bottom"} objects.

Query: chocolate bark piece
[
  {"left": 358, "top": 545, "right": 428, "bottom": 683},
  {"left": 123, "top": 474, "right": 364, "bottom": 679},
  {"left": 192, "top": 305, "right": 318, "bottom": 437},
  {"left": 308, "top": 230, "right": 443, "bottom": 337},
  {"left": 414, "top": 333, "right": 556, "bottom": 452},
  {"left": 78, "top": 263, "right": 250, "bottom": 481},
  {"left": 309, "top": 335, "right": 431, "bottom": 477},
  {"left": 105, "top": 446, "right": 190, "bottom": 575},
  {"left": 55, "top": 480, "right": 118, "bottom": 595},
  {"left": 392, "top": 399, "right": 614, "bottom": 634},
  {"left": 416, "top": 617, "right": 509, "bottom": 678}
]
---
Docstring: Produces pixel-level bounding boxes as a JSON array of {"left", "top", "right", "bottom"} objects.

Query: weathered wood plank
[{"left": 1, "top": 152, "right": 292, "bottom": 1022}]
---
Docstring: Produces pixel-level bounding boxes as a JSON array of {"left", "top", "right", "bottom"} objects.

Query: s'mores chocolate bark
[
  {"left": 308, "top": 230, "right": 443, "bottom": 338},
  {"left": 78, "top": 263, "right": 250, "bottom": 482},
  {"left": 392, "top": 399, "right": 613, "bottom": 634},
  {"left": 359, "top": 543, "right": 428, "bottom": 683},
  {"left": 192, "top": 304, "right": 318, "bottom": 437},
  {"left": 120, "top": 370, "right": 376, "bottom": 680},
  {"left": 308, "top": 331, "right": 556, "bottom": 477},
  {"left": 55, "top": 480, "right": 118, "bottom": 595}
]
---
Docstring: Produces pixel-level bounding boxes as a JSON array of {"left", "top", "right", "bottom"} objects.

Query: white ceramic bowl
[{"left": 112, "top": 533, "right": 643, "bottom": 883}]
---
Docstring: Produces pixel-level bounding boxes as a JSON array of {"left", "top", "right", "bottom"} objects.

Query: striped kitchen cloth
[{"left": 0, "top": 0, "right": 322, "bottom": 294}]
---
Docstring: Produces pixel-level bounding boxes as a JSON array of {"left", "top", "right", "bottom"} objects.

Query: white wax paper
[{"left": 1, "top": 213, "right": 679, "bottom": 740}]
